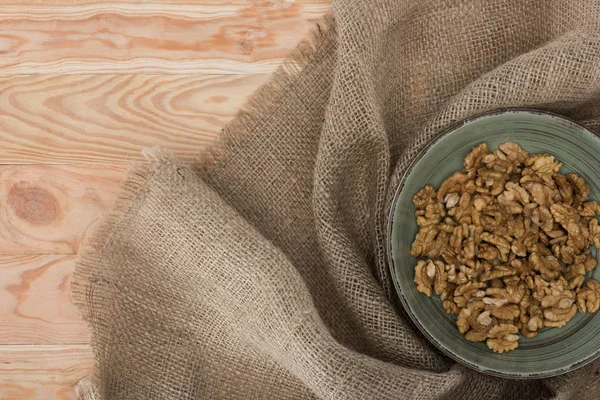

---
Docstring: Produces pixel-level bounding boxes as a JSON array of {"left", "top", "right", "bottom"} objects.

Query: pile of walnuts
[{"left": 411, "top": 142, "right": 600, "bottom": 353}]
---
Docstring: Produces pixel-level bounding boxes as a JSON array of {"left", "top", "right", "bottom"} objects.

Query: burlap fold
[{"left": 73, "top": 1, "right": 600, "bottom": 398}]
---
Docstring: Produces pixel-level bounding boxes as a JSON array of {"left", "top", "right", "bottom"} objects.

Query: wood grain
[
  {"left": 0, "top": 74, "right": 269, "bottom": 164},
  {"left": 0, "top": 345, "right": 93, "bottom": 400},
  {"left": 0, "top": 255, "right": 89, "bottom": 345},
  {"left": 0, "top": 0, "right": 330, "bottom": 395},
  {"left": 0, "top": 164, "right": 126, "bottom": 254},
  {"left": 0, "top": 0, "right": 328, "bottom": 7},
  {"left": 0, "top": 2, "right": 329, "bottom": 75}
]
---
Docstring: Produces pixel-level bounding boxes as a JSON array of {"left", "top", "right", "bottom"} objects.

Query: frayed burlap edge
[
  {"left": 195, "top": 12, "right": 336, "bottom": 174},
  {"left": 70, "top": 158, "right": 154, "bottom": 400},
  {"left": 70, "top": 13, "right": 336, "bottom": 399},
  {"left": 75, "top": 377, "right": 102, "bottom": 400}
]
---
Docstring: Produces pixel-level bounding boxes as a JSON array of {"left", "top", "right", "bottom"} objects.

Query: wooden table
[{"left": 0, "top": 1, "right": 329, "bottom": 398}]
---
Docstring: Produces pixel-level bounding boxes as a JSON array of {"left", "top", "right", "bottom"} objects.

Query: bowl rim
[{"left": 386, "top": 107, "right": 600, "bottom": 379}]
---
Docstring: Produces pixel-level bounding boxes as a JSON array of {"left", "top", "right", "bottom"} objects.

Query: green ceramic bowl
[{"left": 388, "top": 109, "right": 600, "bottom": 378}]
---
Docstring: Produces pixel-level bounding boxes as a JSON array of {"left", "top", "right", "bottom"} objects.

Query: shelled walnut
[{"left": 411, "top": 142, "right": 600, "bottom": 353}]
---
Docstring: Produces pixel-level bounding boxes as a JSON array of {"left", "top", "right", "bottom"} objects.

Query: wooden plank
[
  {"left": 0, "top": 2, "right": 330, "bottom": 75},
  {"left": 0, "top": 255, "right": 89, "bottom": 345},
  {"left": 0, "top": 164, "right": 126, "bottom": 254},
  {"left": 0, "top": 74, "right": 269, "bottom": 164},
  {"left": 0, "top": 345, "right": 93, "bottom": 400},
  {"left": 0, "top": 0, "right": 328, "bottom": 6}
]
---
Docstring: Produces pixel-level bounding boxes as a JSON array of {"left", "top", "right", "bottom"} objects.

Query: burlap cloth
[{"left": 72, "top": 1, "right": 600, "bottom": 398}]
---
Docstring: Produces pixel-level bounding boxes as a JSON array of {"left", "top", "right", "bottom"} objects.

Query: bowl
[{"left": 387, "top": 109, "right": 600, "bottom": 378}]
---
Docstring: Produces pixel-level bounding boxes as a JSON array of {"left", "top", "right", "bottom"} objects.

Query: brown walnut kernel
[
  {"left": 487, "top": 323, "right": 520, "bottom": 354},
  {"left": 577, "top": 279, "right": 600, "bottom": 313},
  {"left": 411, "top": 142, "right": 600, "bottom": 353}
]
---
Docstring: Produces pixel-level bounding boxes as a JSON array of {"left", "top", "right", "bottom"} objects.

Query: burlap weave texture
[{"left": 73, "top": 1, "right": 600, "bottom": 398}]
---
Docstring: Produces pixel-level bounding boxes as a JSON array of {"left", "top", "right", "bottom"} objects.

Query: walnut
[
  {"left": 519, "top": 289, "right": 532, "bottom": 308},
  {"left": 484, "top": 150, "right": 515, "bottom": 174},
  {"left": 454, "top": 281, "right": 486, "bottom": 308},
  {"left": 577, "top": 279, "right": 600, "bottom": 313},
  {"left": 540, "top": 277, "right": 578, "bottom": 328},
  {"left": 520, "top": 173, "right": 543, "bottom": 185},
  {"left": 554, "top": 244, "right": 582, "bottom": 265},
  {"left": 540, "top": 290, "right": 575, "bottom": 309},
  {"left": 473, "top": 195, "right": 494, "bottom": 211},
  {"left": 441, "top": 247, "right": 460, "bottom": 266},
  {"left": 410, "top": 142, "right": 600, "bottom": 353},
  {"left": 548, "top": 276, "right": 569, "bottom": 294},
  {"left": 480, "top": 232, "right": 510, "bottom": 253},
  {"left": 465, "top": 310, "right": 497, "bottom": 342},
  {"left": 529, "top": 275, "right": 553, "bottom": 302},
  {"left": 410, "top": 225, "right": 437, "bottom": 257},
  {"left": 440, "top": 283, "right": 459, "bottom": 314},
  {"left": 511, "top": 259, "right": 535, "bottom": 278},
  {"left": 432, "top": 260, "right": 448, "bottom": 295},
  {"left": 554, "top": 174, "right": 573, "bottom": 203},
  {"left": 530, "top": 183, "right": 555, "bottom": 207},
  {"left": 543, "top": 304, "right": 577, "bottom": 328},
  {"left": 444, "top": 192, "right": 461, "bottom": 209},
  {"left": 521, "top": 305, "right": 544, "bottom": 338},
  {"left": 480, "top": 205, "right": 507, "bottom": 234},
  {"left": 413, "top": 185, "right": 437, "bottom": 210},
  {"left": 425, "top": 231, "right": 449, "bottom": 258},
  {"left": 499, "top": 142, "right": 528, "bottom": 165},
  {"left": 505, "top": 181, "right": 530, "bottom": 205},
  {"left": 413, "top": 260, "right": 434, "bottom": 296},
  {"left": 480, "top": 265, "right": 516, "bottom": 281},
  {"left": 457, "top": 264, "right": 478, "bottom": 283},
  {"left": 445, "top": 263, "right": 458, "bottom": 284},
  {"left": 476, "top": 310, "right": 493, "bottom": 326},
  {"left": 497, "top": 192, "right": 523, "bottom": 214},
  {"left": 416, "top": 202, "right": 446, "bottom": 227},
  {"left": 550, "top": 203, "right": 588, "bottom": 251},
  {"left": 464, "top": 143, "right": 490, "bottom": 177},
  {"left": 531, "top": 205, "right": 554, "bottom": 233},
  {"left": 449, "top": 193, "right": 473, "bottom": 223},
  {"left": 509, "top": 216, "right": 527, "bottom": 240},
  {"left": 549, "top": 233, "right": 568, "bottom": 246},
  {"left": 530, "top": 253, "right": 562, "bottom": 281},
  {"left": 438, "top": 172, "right": 468, "bottom": 203},
  {"left": 482, "top": 295, "right": 508, "bottom": 308},
  {"left": 488, "top": 303, "right": 520, "bottom": 321},
  {"left": 506, "top": 281, "right": 527, "bottom": 303},
  {"left": 437, "top": 223, "right": 456, "bottom": 234},
  {"left": 477, "top": 168, "right": 507, "bottom": 196},
  {"left": 566, "top": 173, "right": 591, "bottom": 204},
  {"left": 590, "top": 218, "right": 600, "bottom": 248},
  {"left": 584, "top": 254, "right": 598, "bottom": 272},
  {"left": 511, "top": 241, "right": 527, "bottom": 257},
  {"left": 487, "top": 323, "right": 520, "bottom": 353},
  {"left": 526, "top": 154, "right": 563, "bottom": 175},
  {"left": 564, "top": 262, "right": 586, "bottom": 290},
  {"left": 461, "top": 179, "right": 477, "bottom": 194},
  {"left": 478, "top": 243, "right": 500, "bottom": 260},
  {"left": 456, "top": 300, "right": 486, "bottom": 333},
  {"left": 503, "top": 274, "right": 521, "bottom": 286},
  {"left": 581, "top": 201, "right": 600, "bottom": 217},
  {"left": 461, "top": 237, "right": 476, "bottom": 260},
  {"left": 484, "top": 283, "right": 525, "bottom": 321},
  {"left": 448, "top": 224, "right": 469, "bottom": 250}
]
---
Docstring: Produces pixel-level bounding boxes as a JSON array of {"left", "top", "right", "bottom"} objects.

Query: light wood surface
[
  {"left": 0, "top": 74, "right": 268, "bottom": 164},
  {"left": 0, "top": 164, "right": 126, "bottom": 254},
  {"left": 0, "top": 2, "right": 328, "bottom": 75},
  {"left": 0, "top": 255, "right": 90, "bottom": 344},
  {"left": 0, "top": 345, "right": 94, "bottom": 400},
  {"left": 0, "top": 1, "right": 329, "bottom": 398}
]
